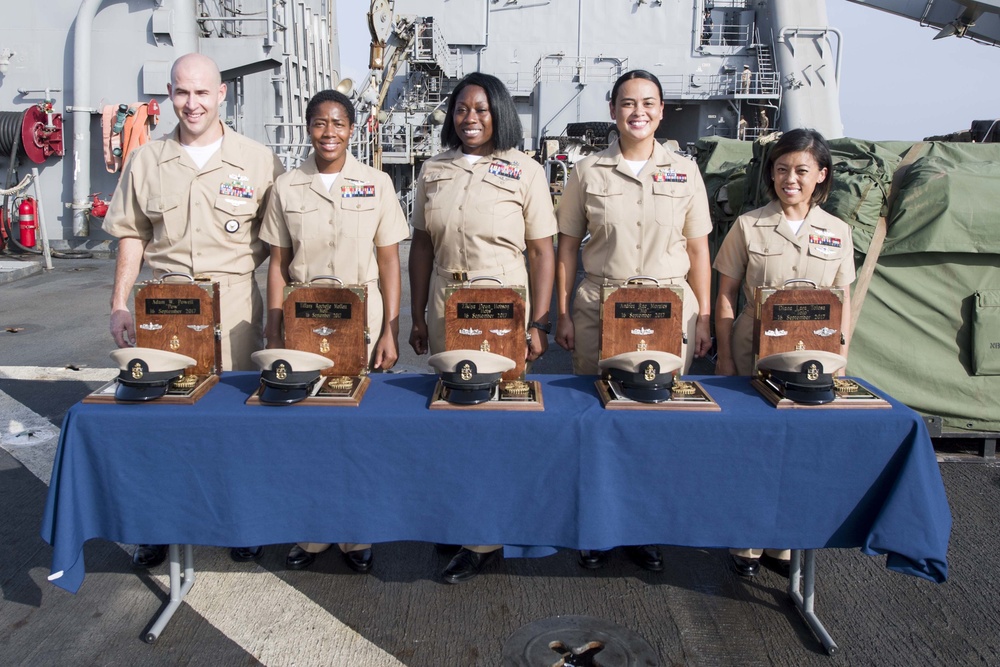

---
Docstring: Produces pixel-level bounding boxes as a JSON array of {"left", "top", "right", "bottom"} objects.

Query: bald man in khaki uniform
[
  {"left": 105, "top": 53, "right": 282, "bottom": 569},
  {"left": 409, "top": 146, "right": 557, "bottom": 355},
  {"left": 714, "top": 199, "right": 856, "bottom": 376},
  {"left": 106, "top": 54, "right": 283, "bottom": 372},
  {"left": 556, "top": 140, "right": 713, "bottom": 374}
]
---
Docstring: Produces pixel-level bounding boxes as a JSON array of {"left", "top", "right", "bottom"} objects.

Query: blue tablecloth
[{"left": 41, "top": 374, "right": 951, "bottom": 593}]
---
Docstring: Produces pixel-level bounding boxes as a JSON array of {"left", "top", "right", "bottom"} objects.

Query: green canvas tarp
[
  {"left": 848, "top": 142, "right": 1000, "bottom": 432},
  {"left": 696, "top": 136, "right": 1000, "bottom": 433}
]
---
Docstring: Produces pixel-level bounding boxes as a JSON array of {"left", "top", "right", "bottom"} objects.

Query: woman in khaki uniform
[
  {"left": 714, "top": 128, "right": 855, "bottom": 578},
  {"left": 408, "top": 72, "right": 557, "bottom": 584},
  {"left": 260, "top": 89, "right": 409, "bottom": 574},
  {"left": 555, "top": 70, "right": 714, "bottom": 573}
]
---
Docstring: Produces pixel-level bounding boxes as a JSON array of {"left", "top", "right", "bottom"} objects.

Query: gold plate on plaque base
[
  {"left": 245, "top": 375, "right": 371, "bottom": 407},
  {"left": 83, "top": 374, "right": 219, "bottom": 405},
  {"left": 429, "top": 379, "right": 544, "bottom": 411},
  {"left": 595, "top": 379, "right": 721, "bottom": 411},
  {"left": 751, "top": 376, "right": 891, "bottom": 410}
]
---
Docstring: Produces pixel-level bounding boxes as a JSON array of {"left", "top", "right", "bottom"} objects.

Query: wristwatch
[{"left": 529, "top": 320, "right": 551, "bottom": 334}]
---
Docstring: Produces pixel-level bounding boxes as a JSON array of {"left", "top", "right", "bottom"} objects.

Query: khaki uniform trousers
[
  {"left": 730, "top": 548, "right": 791, "bottom": 560},
  {"left": 298, "top": 542, "right": 371, "bottom": 555},
  {"left": 571, "top": 275, "right": 700, "bottom": 375},
  {"left": 216, "top": 273, "right": 264, "bottom": 372}
]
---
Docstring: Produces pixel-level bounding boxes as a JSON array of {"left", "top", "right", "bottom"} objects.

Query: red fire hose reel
[{"left": 22, "top": 103, "right": 64, "bottom": 163}]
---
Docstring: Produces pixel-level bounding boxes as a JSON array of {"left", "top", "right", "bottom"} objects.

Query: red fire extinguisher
[{"left": 18, "top": 197, "right": 37, "bottom": 248}]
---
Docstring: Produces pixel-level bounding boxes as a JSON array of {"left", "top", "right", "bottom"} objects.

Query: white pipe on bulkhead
[{"left": 70, "top": 0, "right": 105, "bottom": 237}]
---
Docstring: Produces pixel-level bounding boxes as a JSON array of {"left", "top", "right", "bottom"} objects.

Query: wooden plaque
[
  {"left": 751, "top": 377, "right": 890, "bottom": 409},
  {"left": 599, "top": 283, "right": 684, "bottom": 362},
  {"left": 429, "top": 379, "right": 544, "bottom": 411},
  {"left": 133, "top": 279, "right": 221, "bottom": 375},
  {"left": 752, "top": 285, "right": 844, "bottom": 372},
  {"left": 282, "top": 283, "right": 369, "bottom": 377},
  {"left": 595, "top": 378, "right": 721, "bottom": 411},
  {"left": 83, "top": 375, "right": 219, "bottom": 405},
  {"left": 443, "top": 285, "right": 527, "bottom": 383}
]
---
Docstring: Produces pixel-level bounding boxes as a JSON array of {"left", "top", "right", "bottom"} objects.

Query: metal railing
[{"left": 534, "top": 56, "right": 629, "bottom": 86}]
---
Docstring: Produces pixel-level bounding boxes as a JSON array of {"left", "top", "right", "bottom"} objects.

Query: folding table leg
[
  {"left": 144, "top": 544, "right": 196, "bottom": 643},
  {"left": 788, "top": 549, "right": 838, "bottom": 655}
]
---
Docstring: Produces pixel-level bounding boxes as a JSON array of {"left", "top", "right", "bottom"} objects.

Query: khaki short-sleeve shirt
[
  {"left": 411, "top": 147, "right": 556, "bottom": 272},
  {"left": 103, "top": 126, "right": 283, "bottom": 278},
  {"left": 714, "top": 199, "right": 856, "bottom": 308},
  {"left": 260, "top": 153, "right": 409, "bottom": 284},
  {"left": 557, "top": 141, "right": 712, "bottom": 282}
]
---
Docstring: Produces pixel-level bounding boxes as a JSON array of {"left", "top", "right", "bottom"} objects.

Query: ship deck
[{"left": 1, "top": 250, "right": 997, "bottom": 666}]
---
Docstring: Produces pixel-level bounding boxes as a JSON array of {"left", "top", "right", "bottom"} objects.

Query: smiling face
[
  {"left": 771, "top": 150, "right": 828, "bottom": 217},
  {"left": 309, "top": 100, "right": 353, "bottom": 173},
  {"left": 610, "top": 78, "right": 663, "bottom": 150},
  {"left": 452, "top": 85, "right": 494, "bottom": 156},
  {"left": 168, "top": 54, "right": 226, "bottom": 147}
]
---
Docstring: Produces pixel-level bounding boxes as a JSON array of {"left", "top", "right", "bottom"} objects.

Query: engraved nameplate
[
  {"left": 145, "top": 298, "right": 201, "bottom": 316},
  {"left": 294, "top": 302, "right": 353, "bottom": 319},
  {"left": 772, "top": 304, "right": 830, "bottom": 321},
  {"left": 457, "top": 303, "right": 514, "bottom": 320},
  {"left": 614, "top": 302, "right": 672, "bottom": 319}
]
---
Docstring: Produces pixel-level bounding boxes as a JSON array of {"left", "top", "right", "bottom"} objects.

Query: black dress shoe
[
  {"left": 342, "top": 548, "right": 373, "bottom": 573},
  {"left": 760, "top": 553, "right": 791, "bottom": 578},
  {"left": 132, "top": 544, "right": 167, "bottom": 569},
  {"left": 732, "top": 555, "right": 760, "bottom": 577},
  {"left": 577, "top": 549, "right": 608, "bottom": 570},
  {"left": 230, "top": 546, "right": 264, "bottom": 562},
  {"left": 286, "top": 545, "right": 316, "bottom": 570},
  {"left": 441, "top": 548, "right": 495, "bottom": 584},
  {"left": 624, "top": 545, "right": 664, "bottom": 572}
]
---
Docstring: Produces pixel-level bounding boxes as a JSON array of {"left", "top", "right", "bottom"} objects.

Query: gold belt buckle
[{"left": 451, "top": 271, "right": 469, "bottom": 281}]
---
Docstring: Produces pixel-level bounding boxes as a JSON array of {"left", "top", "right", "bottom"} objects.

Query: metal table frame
[
  {"left": 145, "top": 545, "right": 839, "bottom": 653},
  {"left": 144, "top": 545, "right": 195, "bottom": 644}
]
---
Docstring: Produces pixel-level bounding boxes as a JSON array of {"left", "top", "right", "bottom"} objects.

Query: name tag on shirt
[
  {"left": 488, "top": 160, "right": 522, "bottom": 180},
  {"left": 653, "top": 168, "right": 686, "bottom": 183},
  {"left": 341, "top": 184, "right": 375, "bottom": 198}
]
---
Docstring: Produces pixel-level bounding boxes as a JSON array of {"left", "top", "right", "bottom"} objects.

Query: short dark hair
[
  {"left": 610, "top": 70, "right": 664, "bottom": 106},
  {"left": 306, "top": 89, "right": 356, "bottom": 127},
  {"left": 764, "top": 128, "right": 833, "bottom": 204},
  {"left": 440, "top": 73, "right": 522, "bottom": 152}
]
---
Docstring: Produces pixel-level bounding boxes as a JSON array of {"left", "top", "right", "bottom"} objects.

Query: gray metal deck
[{"left": 1, "top": 252, "right": 998, "bottom": 666}]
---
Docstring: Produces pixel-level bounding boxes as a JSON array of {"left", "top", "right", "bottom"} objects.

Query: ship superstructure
[
  {"left": 0, "top": 0, "right": 338, "bottom": 251},
  {"left": 351, "top": 0, "right": 844, "bottom": 214}
]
